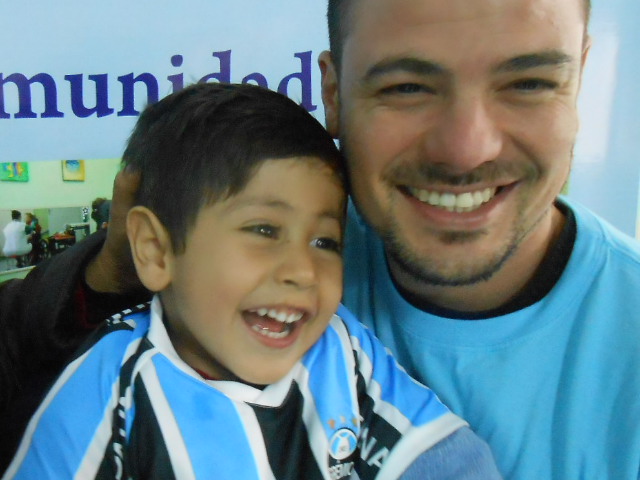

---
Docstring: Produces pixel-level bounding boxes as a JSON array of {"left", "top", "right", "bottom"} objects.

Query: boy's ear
[{"left": 126, "top": 206, "right": 173, "bottom": 292}]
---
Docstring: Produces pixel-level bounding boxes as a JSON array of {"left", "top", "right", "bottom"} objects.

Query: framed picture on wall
[
  {"left": 61, "top": 160, "right": 85, "bottom": 181},
  {"left": 0, "top": 162, "right": 29, "bottom": 182}
]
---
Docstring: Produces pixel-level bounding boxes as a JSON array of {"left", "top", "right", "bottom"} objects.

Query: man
[
  {"left": 90, "top": 197, "right": 111, "bottom": 230},
  {"left": 2, "top": 211, "right": 32, "bottom": 268},
  {"left": 2, "top": 0, "right": 640, "bottom": 478},
  {"left": 318, "top": 0, "right": 640, "bottom": 478}
]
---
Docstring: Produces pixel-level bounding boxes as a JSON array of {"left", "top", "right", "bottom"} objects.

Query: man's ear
[
  {"left": 319, "top": 50, "right": 340, "bottom": 138},
  {"left": 126, "top": 206, "right": 173, "bottom": 292}
]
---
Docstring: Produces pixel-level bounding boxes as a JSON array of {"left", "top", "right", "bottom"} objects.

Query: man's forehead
[
  {"left": 346, "top": 0, "right": 585, "bottom": 30},
  {"left": 342, "top": 0, "right": 586, "bottom": 70}
]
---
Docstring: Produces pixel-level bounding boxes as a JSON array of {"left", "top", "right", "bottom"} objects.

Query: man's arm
[
  {"left": 84, "top": 165, "right": 143, "bottom": 295},
  {"left": 399, "top": 427, "right": 502, "bottom": 480}
]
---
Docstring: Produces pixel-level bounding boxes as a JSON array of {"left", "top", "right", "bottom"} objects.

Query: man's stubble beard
[{"left": 383, "top": 220, "right": 519, "bottom": 287}]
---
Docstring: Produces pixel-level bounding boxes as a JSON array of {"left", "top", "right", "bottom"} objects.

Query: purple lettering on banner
[
  {"left": 168, "top": 55, "right": 185, "bottom": 93},
  {"left": 0, "top": 50, "right": 319, "bottom": 119},
  {"left": 0, "top": 73, "right": 64, "bottom": 119},
  {"left": 66, "top": 74, "right": 115, "bottom": 118},
  {"left": 199, "top": 50, "right": 232, "bottom": 84},
  {"left": 277, "top": 51, "right": 316, "bottom": 112},
  {"left": 242, "top": 72, "right": 268, "bottom": 88},
  {"left": 118, "top": 72, "right": 160, "bottom": 116}
]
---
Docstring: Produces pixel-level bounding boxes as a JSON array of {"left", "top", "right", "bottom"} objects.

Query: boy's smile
[
  {"left": 160, "top": 157, "right": 345, "bottom": 385},
  {"left": 244, "top": 307, "right": 306, "bottom": 341}
]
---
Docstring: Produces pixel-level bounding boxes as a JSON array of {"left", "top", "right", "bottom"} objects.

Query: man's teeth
[
  {"left": 408, "top": 187, "right": 497, "bottom": 212},
  {"left": 255, "top": 308, "right": 303, "bottom": 324}
]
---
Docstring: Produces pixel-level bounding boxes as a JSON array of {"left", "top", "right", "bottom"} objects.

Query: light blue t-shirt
[{"left": 343, "top": 197, "right": 640, "bottom": 479}]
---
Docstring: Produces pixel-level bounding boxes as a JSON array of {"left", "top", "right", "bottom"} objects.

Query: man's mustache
[{"left": 385, "top": 160, "right": 538, "bottom": 187}]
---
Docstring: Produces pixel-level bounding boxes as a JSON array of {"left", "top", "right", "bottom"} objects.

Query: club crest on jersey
[{"left": 329, "top": 428, "right": 358, "bottom": 460}]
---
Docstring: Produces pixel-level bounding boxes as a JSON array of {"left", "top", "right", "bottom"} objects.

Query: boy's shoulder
[
  {"left": 105, "top": 302, "right": 152, "bottom": 329},
  {"left": 72, "top": 302, "right": 152, "bottom": 361}
]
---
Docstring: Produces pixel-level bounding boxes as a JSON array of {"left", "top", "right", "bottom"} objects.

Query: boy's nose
[{"left": 275, "top": 244, "right": 317, "bottom": 289}]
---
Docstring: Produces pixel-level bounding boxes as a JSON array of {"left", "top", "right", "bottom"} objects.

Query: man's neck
[{"left": 388, "top": 204, "right": 570, "bottom": 315}]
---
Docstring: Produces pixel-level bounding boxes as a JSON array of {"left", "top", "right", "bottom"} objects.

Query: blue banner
[{"left": 1, "top": 1, "right": 328, "bottom": 162}]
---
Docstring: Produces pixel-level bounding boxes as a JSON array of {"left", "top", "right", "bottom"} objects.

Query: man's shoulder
[{"left": 565, "top": 197, "right": 640, "bottom": 264}]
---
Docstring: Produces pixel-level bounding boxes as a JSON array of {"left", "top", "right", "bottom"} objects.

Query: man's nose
[
  {"left": 275, "top": 243, "right": 317, "bottom": 289},
  {"left": 422, "top": 96, "right": 503, "bottom": 173}
]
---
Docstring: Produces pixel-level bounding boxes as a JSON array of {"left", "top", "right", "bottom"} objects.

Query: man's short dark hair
[
  {"left": 10, "top": 210, "right": 21, "bottom": 221},
  {"left": 122, "top": 82, "right": 344, "bottom": 253},
  {"left": 327, "top": 0, "right": 592, "bottom": 70}
]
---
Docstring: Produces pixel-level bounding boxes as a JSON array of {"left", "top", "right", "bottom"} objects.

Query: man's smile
[{"left": 405, "top": 186, "right": 498, "bottom": 213}]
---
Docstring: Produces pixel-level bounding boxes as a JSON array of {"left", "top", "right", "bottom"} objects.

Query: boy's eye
[
  {"left": 244, "top": 224, "right": 279, "bottom": 239},
  {"left": 310, "top": 237, "right": 342, "bottom": 253}
]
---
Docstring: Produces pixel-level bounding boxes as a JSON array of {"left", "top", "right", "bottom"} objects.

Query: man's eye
[
  {"left": 380, "top": 83, "right": 435, "bottom": 95},
  {"left": 245, "top": 224, "right": 279, "bottom": 239},
  {"left": 510, "top": 78, "right": 558, "bottom": 92},
  {"left": 311, "top": 237, "right": 342, "bottom": 253}
]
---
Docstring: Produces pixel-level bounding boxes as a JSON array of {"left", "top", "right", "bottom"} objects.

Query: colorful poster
[
  {"left": 0, "top": 162, "right": 29, "bottom": 182},
  {"left": 61, "top": 160, "right": 85, "bottom": 181}
]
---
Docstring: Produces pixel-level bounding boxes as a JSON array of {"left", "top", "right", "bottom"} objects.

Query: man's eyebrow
[
  {"left": 363, "top": 57, "right": 446, "bottom": 82},
  {"left": 361, "top": 51, "right": 574, "bottom": 82},
  {"left": 494, "top": 51, "right": 574, "bottom": 73}
]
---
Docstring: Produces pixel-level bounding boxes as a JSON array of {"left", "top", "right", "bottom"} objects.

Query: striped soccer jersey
[{"left": 5, "top": 298, "right": 466, "bottom": 480}]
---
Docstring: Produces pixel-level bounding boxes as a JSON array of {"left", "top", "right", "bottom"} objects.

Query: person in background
[
  {"left": 1, "top": 211, "right": 32, "bottom": 268},
  {"left": 23, "top": 213, "right": 40, "bottom": 238},
  {"left": 5, "top": 83, "right": 499, "bottom": 479},
  {"left": 24, "top": 213, "right": 45, "bottom": 266},
  {"left": 91, "top": 197, "right": 111, "bottom": 230},
  {"left": 3, "top": 0, "right": 640, "bottom": 478}
]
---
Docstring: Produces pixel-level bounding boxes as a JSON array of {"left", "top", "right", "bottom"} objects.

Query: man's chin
[{"left": 384, "top": 232, "right": 517, "bottom": 288}]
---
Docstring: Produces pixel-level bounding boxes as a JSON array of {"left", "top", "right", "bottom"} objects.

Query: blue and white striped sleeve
[{"left": 3, "top": 327, "right": 136, "bottom": 480}]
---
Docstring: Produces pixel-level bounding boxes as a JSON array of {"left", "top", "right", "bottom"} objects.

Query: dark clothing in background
[{"left": 0, "top": 230, "right": 149, "bottom": 473}]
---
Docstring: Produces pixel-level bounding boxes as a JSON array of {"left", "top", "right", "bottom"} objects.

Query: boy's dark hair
[
  {"left": 327, "top": 0, "right": 591, "bottom": 71},
  {"left": 11, "top": 210, "right": 21, "bottom": 221},
  {"left": 122, "top": 82, "right": 344, "bottom": 253}
]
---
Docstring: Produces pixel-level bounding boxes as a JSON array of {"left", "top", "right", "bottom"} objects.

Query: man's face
[
  {"left": 162, "top": 158, "right": 345, "bottom": 385},
  {"left": 322, "top": 0, "right": 588, "bottom": 293}
]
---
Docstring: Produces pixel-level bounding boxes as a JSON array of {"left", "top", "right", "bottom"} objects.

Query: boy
[{"left": 4, "top": 83, "right": 500, "bottom": 479}]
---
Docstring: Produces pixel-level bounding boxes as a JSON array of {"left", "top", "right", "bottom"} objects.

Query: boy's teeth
[
  {"left": 253, "top": 308, "right": 303, "bottom": 324},
  {"left": 409, "top": 187, "right": 497, "bottom": 212},
  {"left": 251, "top": 325, "right": 290, "bottom": 339}
]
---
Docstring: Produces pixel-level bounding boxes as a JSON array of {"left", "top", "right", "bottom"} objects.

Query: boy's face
[{"left": 162, "top": 157, "right": 345, "bottom": 385}]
